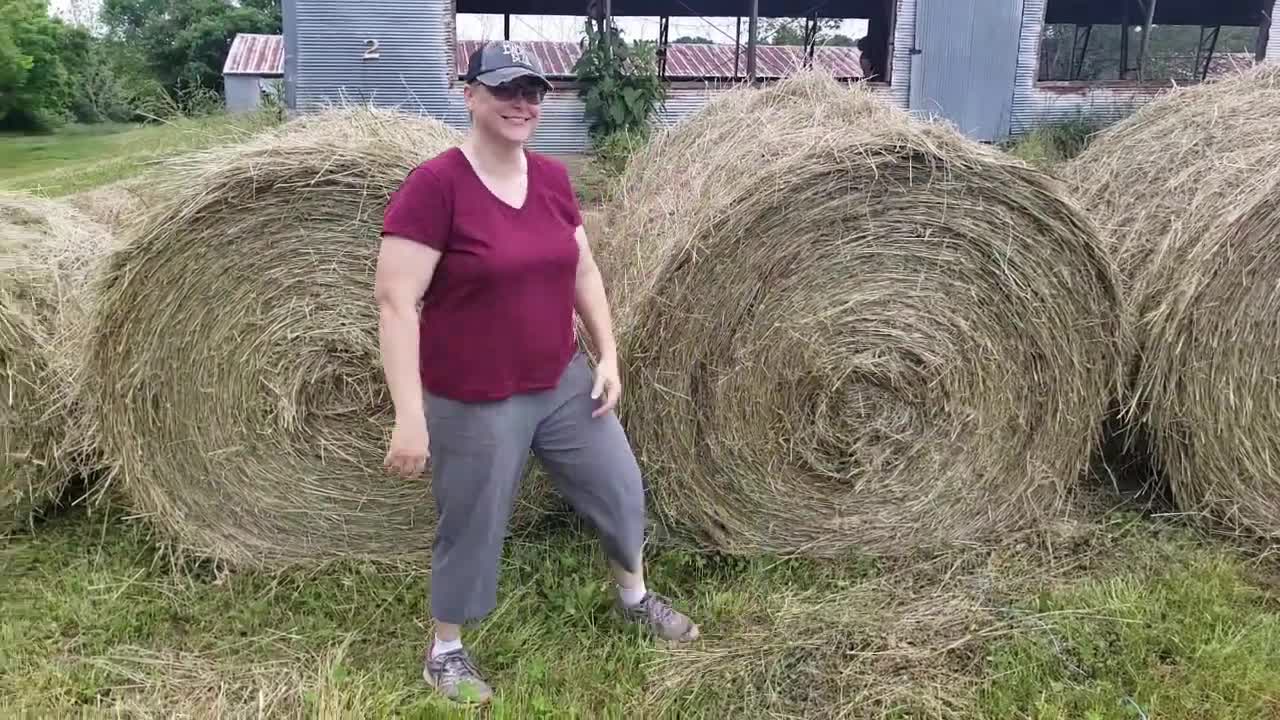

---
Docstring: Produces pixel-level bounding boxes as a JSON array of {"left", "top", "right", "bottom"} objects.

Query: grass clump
[{"left": 1006, "top": 120, "right": 1097, "bottom": 168}]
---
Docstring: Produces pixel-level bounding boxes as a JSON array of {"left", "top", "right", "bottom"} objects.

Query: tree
[
  {"left": 673, "top": 35, "right": 712, "bottom": 44},
  {"left": 0, "top": 0, "right": 76, "bottom": 129},
  {"left": 102, "top": 0, "right": 281, "bottom": 98},
  {"left": 761, "top": 18, "right": 849, "bottom": 46}
]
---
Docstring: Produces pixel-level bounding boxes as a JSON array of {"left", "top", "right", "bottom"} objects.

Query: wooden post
[
  {"left": 658, "top": 15, "right": 669, "bottom": 79},
  {"left": 1199, "top": 26, "right": 1220, "bottom": 81},
  {"left": 503, "top": 14, "right": 510, "bottom": 40},
  {"left": 735, "top": 16, "right": 742, "bottom": 77},
  {"left": 804, "top": 13, "right": 818, "bottom": 69},
  {"left": 1136, "top": 0, "right": 1158, "bottom": 80},
  {"left": 1257, "top": 0, "right": 1274, "bottom": 62},
  {"left": 603, "top": 0, "right": 613, "bottom": 61},
  {"left": 1119, "top": 24, "right": 1130, "bottom": 78},
  {"left": 746, "top": 0, "right": 759, "bottom": 82}
]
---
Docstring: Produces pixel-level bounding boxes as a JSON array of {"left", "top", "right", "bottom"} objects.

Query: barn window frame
[
  {"left": 1031, "top": 0, "right": 1275, "bottom": 89},
  {"left": 444, "top": 0, "right": 901, "bottom": 88}
]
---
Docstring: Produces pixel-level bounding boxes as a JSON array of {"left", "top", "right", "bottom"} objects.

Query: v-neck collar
[{"left": 456, "top": 146, "right": 530, "bottom": 212}]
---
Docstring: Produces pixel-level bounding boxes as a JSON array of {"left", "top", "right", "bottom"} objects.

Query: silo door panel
[{"left": 909, "top": 0, "right": 1025, "bottom": 141}]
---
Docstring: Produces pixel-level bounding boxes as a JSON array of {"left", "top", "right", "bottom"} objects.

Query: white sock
[
  {"left": 618, "top": 583, "right": 647, "bottom": 607},
  {"left": 431, "top": 635, "right": 462, "bottom": 659}
]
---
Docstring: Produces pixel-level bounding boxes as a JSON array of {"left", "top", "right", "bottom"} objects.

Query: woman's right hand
[{"left": 384, "top": 418, "right": 430, "bottom": 478}]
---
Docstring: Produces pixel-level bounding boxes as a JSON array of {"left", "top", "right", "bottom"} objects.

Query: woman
[{"left": 374, "top": 41, "right": 699, "bottom": 705}]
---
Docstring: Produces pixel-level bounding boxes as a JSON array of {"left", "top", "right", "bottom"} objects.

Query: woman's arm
[
  {"left": 573, "top": 225, "right": 621, "bottom": 417},
  {"left": 374, "top": 234, "right": 440, "bottom": 475}
]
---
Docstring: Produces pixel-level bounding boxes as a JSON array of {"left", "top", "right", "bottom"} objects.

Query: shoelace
[
  {"left": 640, "top": 593, "right": 678, "bottom": 625},
  {"left": 439, "top": 651, "right": 482, "bottom": 681}
]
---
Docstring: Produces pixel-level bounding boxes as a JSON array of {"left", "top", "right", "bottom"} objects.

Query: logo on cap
[{"left": 499, "top": 41, "right": 532, "bottom": 66}]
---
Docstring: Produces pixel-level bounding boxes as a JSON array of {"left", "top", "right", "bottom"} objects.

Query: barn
[
  {"left": 279, "top": 0, "right": 1279, "bottom": 149},
  {"left": 223, "top": 33, "right": 285, "bottom": 113}
]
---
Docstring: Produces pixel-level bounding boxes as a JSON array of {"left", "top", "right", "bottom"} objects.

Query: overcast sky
[{"left": 48, "top": 0, "right": 869, "bottom": 45}]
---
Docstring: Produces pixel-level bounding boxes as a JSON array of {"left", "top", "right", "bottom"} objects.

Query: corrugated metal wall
[
  {"left": 282, "top": 0, "right": 297, "bottom": 110},
  {"left": 881, "top": 0, "right": 915, "bottom": 109},
  {"left": 1269, "top": 20, "right": 1280, "bottom": 61},
  {"left": 289, "top": 0, "right": 917, "bottom": 154},
  {"left": 289, "top": 0, "right": 456, "bottom": 121}
]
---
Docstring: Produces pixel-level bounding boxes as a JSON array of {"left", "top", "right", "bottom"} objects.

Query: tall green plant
[{"left": 572, "top": 20, "right": 665, "bottom": 139}]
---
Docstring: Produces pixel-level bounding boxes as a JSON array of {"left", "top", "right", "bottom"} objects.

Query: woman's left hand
[{"left": 590, "top": 356, "right": 622, "bottom": 418}]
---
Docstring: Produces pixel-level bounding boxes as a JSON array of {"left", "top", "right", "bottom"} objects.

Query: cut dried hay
[
  {"left": 607, "top": 72, "right": 1123, "bottom": 557},
  {"left": 83, "top": 640, "right": 379, "bottom": 719},
  {"left": 68, "top": 176, "right": 154, "bottom": 231},
  {"left": 1063, "top": 64, "right": 1280, "bottom": 540},
  {"left": 0, "top": 193, "right": 114, "bottom": 533},
  {"left": 86, "top": 107, "right": 546, "bottom": 567},
  {"left": 641, "top": 510, "right": 1175, "bottom": 719},
  {"left": 643, "top": 554, "right": 1020, "bottom": 719}
]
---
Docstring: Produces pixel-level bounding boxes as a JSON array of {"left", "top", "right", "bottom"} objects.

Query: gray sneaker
[
  {"left": 620, "top": 592, "right": 700, "bottom": 643},
  {"left": 423, "top": 648, "right": 494, "bottom": 705}
]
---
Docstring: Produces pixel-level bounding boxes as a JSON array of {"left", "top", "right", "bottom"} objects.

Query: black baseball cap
[{"left": 464, "top": 41, "right": 552, "bottom": 90}]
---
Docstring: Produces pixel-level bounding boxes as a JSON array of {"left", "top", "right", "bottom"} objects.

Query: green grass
[
  {"left": 5, "top": 505, "right": 1280, "bottom": 718},
  {"left": 982, "top": 544, "right": 1280, "bottom": 719},
  {"left": 0, "top": 113, "right": 278, "bottom": 197},
  {"left": 0, "top": 507, "right": 847, "bottom": 718},
  {"left": 1007, "top": 120, "right": 1099, "bottom": 169}
]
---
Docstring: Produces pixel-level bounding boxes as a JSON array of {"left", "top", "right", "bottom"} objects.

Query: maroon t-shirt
[{"left": 381, "top": 147, "right": 583, "bottom": 402}]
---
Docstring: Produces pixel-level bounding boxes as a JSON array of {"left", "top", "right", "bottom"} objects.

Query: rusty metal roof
[
  {"left": 456, "top": 40, "right": 864, "bottom": 79},
  {"left": 223, "top": 33, "right": 285, "bottom": 76},
  {"left": 457, "top": 0, "right": 881, "bottom": 17}
]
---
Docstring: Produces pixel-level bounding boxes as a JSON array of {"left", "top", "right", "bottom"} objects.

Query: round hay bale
[
  {"left": 1063, "top": 64, "right": 1280, "bottom": 539},
  {"left": 607, "top": 73, "right": 1123, "bottom": 557},
  {"left": 1, "top": 193, "right": 114, "bottom": 533},
  {"left": 87, "top": 107, "right": 548, "bottom": 567}
]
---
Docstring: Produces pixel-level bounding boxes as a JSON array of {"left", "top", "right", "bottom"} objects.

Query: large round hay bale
[
  {"left": 87, "top": 107, "right": 549, "bottom": 567},
  {"left": 1063, "top": 65, "right": 1280, "bottom": 539},
  {"left": 607, "top": 73, "right": 1123, "bottom": 556},
  {"left": 1, "top": 193, "right": 113, "bottom": 533}
]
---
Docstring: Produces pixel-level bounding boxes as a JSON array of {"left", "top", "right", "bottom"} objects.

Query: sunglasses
[{"left": 484, "top": 82, "right": 547, "bottom": 105}]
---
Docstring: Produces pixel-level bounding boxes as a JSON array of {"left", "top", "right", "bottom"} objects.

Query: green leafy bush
[{"left": 572, "top": 21, "right": 665, "bottom": 140}]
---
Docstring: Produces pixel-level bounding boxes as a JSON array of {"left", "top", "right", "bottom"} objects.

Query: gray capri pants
[{"left": 425, "top": 351, "right": 646, "bottom": 625}]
